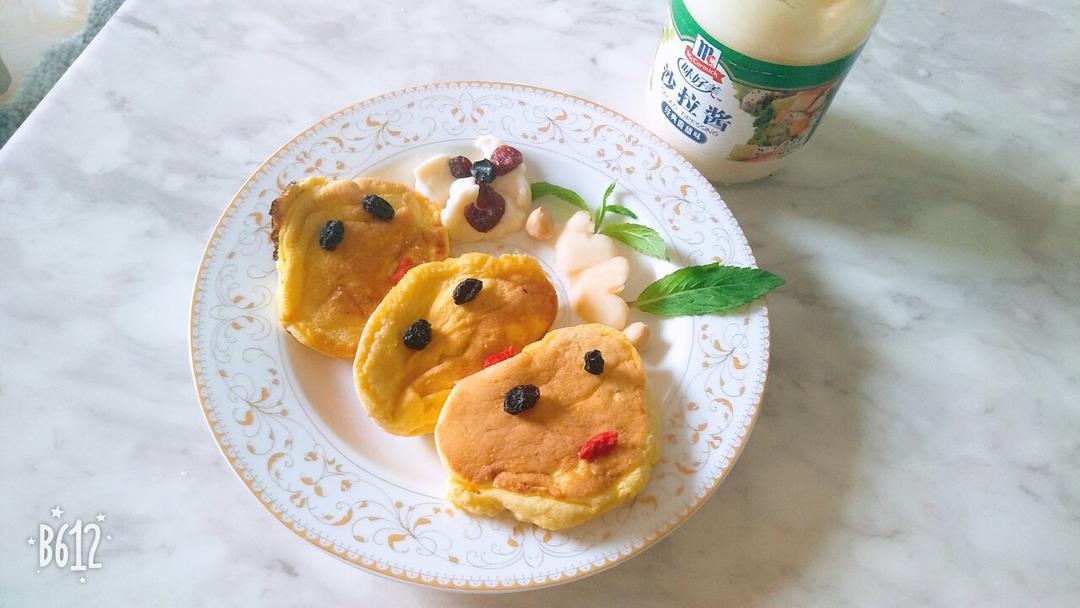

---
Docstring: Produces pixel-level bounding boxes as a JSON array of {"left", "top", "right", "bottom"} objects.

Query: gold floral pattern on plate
[{"left": 190, "top": 82, "right": 769, "bottom": 591}]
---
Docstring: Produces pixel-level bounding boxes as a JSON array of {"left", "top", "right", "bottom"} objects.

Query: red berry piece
[
  {"left": 489, "top": 144, "right": 523, "bottom": 175},
  {"left": 483, "top": 345, "right": 517, "bottom": 368},
  {"left": 390, "top": 257, "right": 413, "bottom": 284},
  {"left": 464, "top": 184, "right": 506, "bottom": 232},
  {"left": 578, "top": 431, "right": 619, "bottom": 461},
  {"left": 448, "top": 156, "right": 472, "bottom": 179}
]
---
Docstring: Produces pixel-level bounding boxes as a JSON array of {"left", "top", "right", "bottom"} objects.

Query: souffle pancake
[
  {"left": 434, "top": 323, "right": 659, "bottom": 530},
  {"left": 353, "top": 253, "right": 558, "bottom": 436},
  {"left": 270, "top": 176, "right": 448, "bottom": 358}
]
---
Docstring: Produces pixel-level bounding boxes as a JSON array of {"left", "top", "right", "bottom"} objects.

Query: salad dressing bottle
[{"left": 645, "top": 0, "right": 886, "bottom": 184}]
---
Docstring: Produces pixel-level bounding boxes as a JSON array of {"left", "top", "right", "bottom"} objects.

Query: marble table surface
[{"left": 1, "top": 0, "right": 1077, "bottom": 605}]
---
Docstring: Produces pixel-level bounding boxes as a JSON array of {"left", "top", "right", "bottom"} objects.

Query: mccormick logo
[{"left": 685, "top": 35, "right": 726, "bottom": 84}]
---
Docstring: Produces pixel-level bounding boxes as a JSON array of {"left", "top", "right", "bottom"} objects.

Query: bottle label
[{"left": 649, "top": 0, "right": 864, "bottom": 162}]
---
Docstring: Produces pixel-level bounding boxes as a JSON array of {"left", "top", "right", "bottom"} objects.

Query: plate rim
[{"left": 188, "top": 80, "right": 770, "bottom": 592}]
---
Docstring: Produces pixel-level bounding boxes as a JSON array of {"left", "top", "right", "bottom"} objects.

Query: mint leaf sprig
[
  {"left": 531, "top": 180, "right": 668, "bottom": 261},
  {"left": 631, "top": 264, "right": 784, "bottom": 316},
  {"left": 604, "top": 205, "right": 638, "bottom": 219},
  {"left": 529, "top": 180, "right": 784, "bottom": 317},
  {"left": 592, "top": 181, "right": 618, "bottom": 231},
  {"left": 600, "top": 223, "right": 668, "bottom": 260},
  {"left": 530, "top": 182, "right": 590, "bottom": 213}
]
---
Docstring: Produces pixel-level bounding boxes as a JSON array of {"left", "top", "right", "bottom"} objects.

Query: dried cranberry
[
  {"left": 578, "top": 431, "right": 618, "bottom": 461},
  {"left": 483, "top": 345, "right": 517, "bottom": 368},
  {"left": 464, "top": 184, "right": 505, "bottom": 232},
  {"left": 584, "top": 350, "right": 604, "bottom": 375},
  {"left": 490, "top": 145, "right": 523, "bottom": 175},
  {"left": 390, "top": 257, "right": 413, "bottom": 284},
  {"left": 448, "top": 156, "right": 473, "bottom": 179},
  {"left": 503, "top": 384, "right": 540, "bottom": 415},
  {"left": 470, "top": 159, "right": 496, "bottom": 184}
]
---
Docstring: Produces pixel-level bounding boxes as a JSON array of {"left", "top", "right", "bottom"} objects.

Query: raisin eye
[
  {"left": 319, "top": 220, "right": 345, "bottom": 250},
  {"left": 453, "top": 278, "right": 483, "bottom": 304},
  {"left": 402, "top": 319, "right": 432, "bottom": 350},
  {"left": 503, "top": 384, "right": 540, "bottom": 415},
  {"left": 362, "top": 194, "right": 395, "bottom": 221},
  {"left": 584, "top": 350, "right": 604, "bottom": 375}
]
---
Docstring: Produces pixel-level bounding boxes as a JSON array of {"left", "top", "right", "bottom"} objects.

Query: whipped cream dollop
[
  {"left": 412, "top": 154, "right": 457, "bottom": 204},
  {"left": 413, "top": 136, "right": 531, "bottom": 242}
]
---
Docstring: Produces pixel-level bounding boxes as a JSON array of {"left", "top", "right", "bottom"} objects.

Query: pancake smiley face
[
  {"left": 270, "top": 176, "right": 448, "bottom": 358},
  {"left": 433, "top": 323, "right": 659, "bottom": 530},
  {"left": 353, "top": 253, "right": 558, "bottom": 436}
]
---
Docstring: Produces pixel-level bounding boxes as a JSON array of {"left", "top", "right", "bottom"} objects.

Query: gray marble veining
[{"left": 0, "top": 0, "right": 1077, "bottom": 605}]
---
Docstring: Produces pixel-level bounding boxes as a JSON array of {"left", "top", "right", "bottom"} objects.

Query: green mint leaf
[
  {"left": 602, "top": 181, "right": 617, "bottom": 205},
  {"left": 600, "top": 222, "right": 668, "bottom": 261},
  {"left": 631, "top": 264, "right": 784, "bottom": 317},
  {"left": 593, "top": 181, "right": 617, "bottom": 232},
  {"left": 530, "top": 182, "right": 591, "bottom": 212},
  {"left": 604, "top": 205, "right": 638, "bottom": 219}
]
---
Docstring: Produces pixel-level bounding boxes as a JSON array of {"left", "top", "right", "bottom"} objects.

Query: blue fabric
[{"left": 0, "top": 0, "right": 125, "bottom": 147}]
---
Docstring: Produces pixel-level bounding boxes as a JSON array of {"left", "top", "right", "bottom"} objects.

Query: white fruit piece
[
  {"left": 569, "top": 256, "right": 630, "bottom": 330},
  {"left": 555, "top": 210, "right": 634, "bottom": 329},
  {"left": 413, "top": 154, "right": 455, "bottom": 206},
  {"left": 526, "top": 207, "right": 554, "bottom": 240},
  {"left": 555, "top": 211, "right": 618, "bottom": 276},
  {"left": 623, "top": 322, "right": 651, "bottom": 351}
]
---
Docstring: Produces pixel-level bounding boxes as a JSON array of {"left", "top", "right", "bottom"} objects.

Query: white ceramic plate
[{"left": 190, "top": 82, "right": 769, "bottom": 591}]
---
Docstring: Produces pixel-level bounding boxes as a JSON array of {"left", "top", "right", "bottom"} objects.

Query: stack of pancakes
[{"left": 271, "top": 176, "right": 659, "bottom": 530}]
